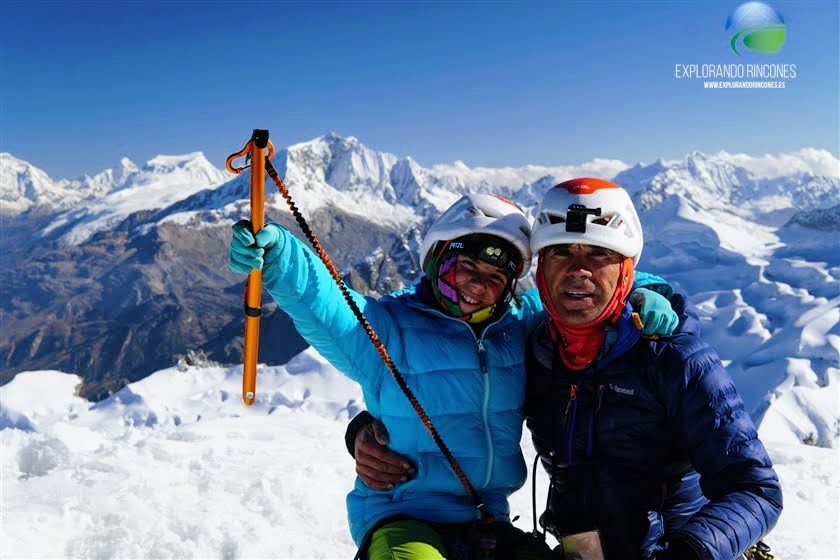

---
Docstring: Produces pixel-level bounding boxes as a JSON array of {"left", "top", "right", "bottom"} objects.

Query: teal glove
[
  {"left": 629, "top": 287, "right": 678, "bottom": 337},
  {"left": 229, "top": 220, "right": 281, "bottom": 274}
]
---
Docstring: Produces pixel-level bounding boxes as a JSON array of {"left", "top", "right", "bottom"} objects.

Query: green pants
[{"left": 366, "top": 518, "right": 554, "bottom": 560}]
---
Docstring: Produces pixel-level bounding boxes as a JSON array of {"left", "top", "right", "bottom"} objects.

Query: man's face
[
  {"left": 453, "top": 255, "right": 511, "bottom": 314},
  {"left": 540, "top": 243, "right": 624, "bottom": 325}
]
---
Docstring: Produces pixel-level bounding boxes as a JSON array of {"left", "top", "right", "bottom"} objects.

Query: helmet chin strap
[{"left": 537, "top": 257, "right": 635, "bottom": 370}]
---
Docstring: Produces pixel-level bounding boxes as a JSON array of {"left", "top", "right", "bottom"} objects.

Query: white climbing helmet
[
  {"left": 531, "top": 177, "right": 644, "bottom": 265},
  {"left": 420, "top": 193, "right": 532, "bottom": 279}
]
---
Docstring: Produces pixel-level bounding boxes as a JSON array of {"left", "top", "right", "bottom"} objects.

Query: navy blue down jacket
[{"left": 524, "top": 295, "right": 782, "bottom": 560}]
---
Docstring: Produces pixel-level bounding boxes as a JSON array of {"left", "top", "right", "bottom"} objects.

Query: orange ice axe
[{"left": 225, "top": 129, "right": 275, "bottom": 405}]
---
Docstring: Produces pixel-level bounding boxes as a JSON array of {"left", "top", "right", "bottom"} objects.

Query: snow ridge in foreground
[{"left": 1, "top": 349, "right": 838, "bottom": 559}]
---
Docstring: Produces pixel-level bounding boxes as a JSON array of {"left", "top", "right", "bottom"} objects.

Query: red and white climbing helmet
[{"left": 531, "top": 178, "right": 644, "bottom": 265}]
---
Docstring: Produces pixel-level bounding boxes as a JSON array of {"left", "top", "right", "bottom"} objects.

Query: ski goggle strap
[
  {"left": 449, "top": 235, "right": 522, "bottom": 277},
  {"left": 433, "top": 253, "right": 468, "bottom": 317}
]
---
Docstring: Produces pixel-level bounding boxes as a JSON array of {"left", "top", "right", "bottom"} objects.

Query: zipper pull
[
  {"left": 561, "top": 384, "right": 577, "bottom": 426},
  {"left": 596, "top": 383, "right": 605, "bottom": 413},
  {"left": 477, "top": 339, "right": 488, "bottom": 373}
]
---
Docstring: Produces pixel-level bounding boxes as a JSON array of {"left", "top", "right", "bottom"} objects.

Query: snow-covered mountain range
[
  {"left": 3, "top": 137, "right": 835, "bottom": 241},
  {"left": 1, "top": 134, "right": 838, "bottom": 558},
  {"left": 1, "top": 135, "right": 837, "bottom": 439},
  {"left": 1, "top": 153, "right": 137, "bottom": 216}
]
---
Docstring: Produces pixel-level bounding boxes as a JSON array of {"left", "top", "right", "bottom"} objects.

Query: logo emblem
[
  {"left": 726, "top": 1, "right": 786, "bottom": 55},
  {"left": 609, "top": 383, "right": 635, "bottom": 396}
]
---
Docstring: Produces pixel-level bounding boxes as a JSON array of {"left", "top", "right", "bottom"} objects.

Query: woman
[{"left": 229, "top": 193, "right": 674, "bottom": 559}]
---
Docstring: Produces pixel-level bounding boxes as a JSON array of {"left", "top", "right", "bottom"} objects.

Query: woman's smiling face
[{"left": 452, "top": 255, "right": 511, "bottom": 314}]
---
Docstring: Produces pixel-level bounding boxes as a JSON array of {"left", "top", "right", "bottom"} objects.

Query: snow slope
[{"left": 1, "top": 353, "right": 837, "bottom": 559}]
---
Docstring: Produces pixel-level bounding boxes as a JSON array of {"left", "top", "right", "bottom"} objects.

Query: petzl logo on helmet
[{"left": 726, "top": 1, "right": 786, "bottom": 55}]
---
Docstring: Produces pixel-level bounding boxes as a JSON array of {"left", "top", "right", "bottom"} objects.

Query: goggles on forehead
[{"left": 446, "top": 235, "right": 521, "bottom": 276}]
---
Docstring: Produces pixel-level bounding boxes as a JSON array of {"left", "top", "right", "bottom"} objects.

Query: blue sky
[{"left": 1, "top": 1, "right": 838, "bottom": 179}]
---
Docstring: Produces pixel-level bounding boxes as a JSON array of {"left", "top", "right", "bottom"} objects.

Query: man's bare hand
[{"left": 355, "top": 419, "right": 415, "bottom": 490}]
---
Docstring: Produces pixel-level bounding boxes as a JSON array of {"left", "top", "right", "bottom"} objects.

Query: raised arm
[{"left": 230, "top": 220, "right": 391, "bottom": 390}]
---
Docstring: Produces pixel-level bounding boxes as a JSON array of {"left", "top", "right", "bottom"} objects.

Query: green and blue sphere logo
[{"left": 726, "top": 1, "right": 786, "bottom": 55}]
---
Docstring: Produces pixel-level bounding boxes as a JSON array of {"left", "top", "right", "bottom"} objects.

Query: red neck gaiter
[{"left": 536, "top": 256, "right": 635, "bottom": 370}]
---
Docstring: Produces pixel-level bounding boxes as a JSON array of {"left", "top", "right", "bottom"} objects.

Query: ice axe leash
[
  {"left": 225, "top": 129, "right": 275, "bottom": 406},
  {"left": 226, "top": 128, "right": 494, "bottom": 525},
  {"left": 264, "top": 153, "right": 496, "bottom": 525}
]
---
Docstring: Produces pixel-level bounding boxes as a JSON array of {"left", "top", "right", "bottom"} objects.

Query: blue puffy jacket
[
  {"left": 524, "top": 295, "right": 783, "bottom": 560},
  {"left": 260, "top": 225, "right": 673, "bottom": 545},
  {"left": 261, "top": 226, "right": 543, "bottom": 545}
]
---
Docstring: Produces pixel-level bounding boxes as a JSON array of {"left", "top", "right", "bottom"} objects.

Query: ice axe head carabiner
[{"left": 225, "top": 130, "right": 275, "bottom": 175}]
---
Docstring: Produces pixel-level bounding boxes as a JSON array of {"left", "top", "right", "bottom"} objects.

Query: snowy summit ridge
[
  {"left": 4, "top": 136, "right": 837, "bottom": 238},
  {"left": 33, "top": 151, "right": 227, "bottom": 245},
  {"left": 0, "top": 153, "right": 136, "bottom": 216}
]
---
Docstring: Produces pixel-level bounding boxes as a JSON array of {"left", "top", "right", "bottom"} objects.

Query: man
[
  {"left": 351, "top": 178, "right": 782, "bottom": 559},
  {"left": 524, "top": 177, "right": 782, "bottom": 559}
]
